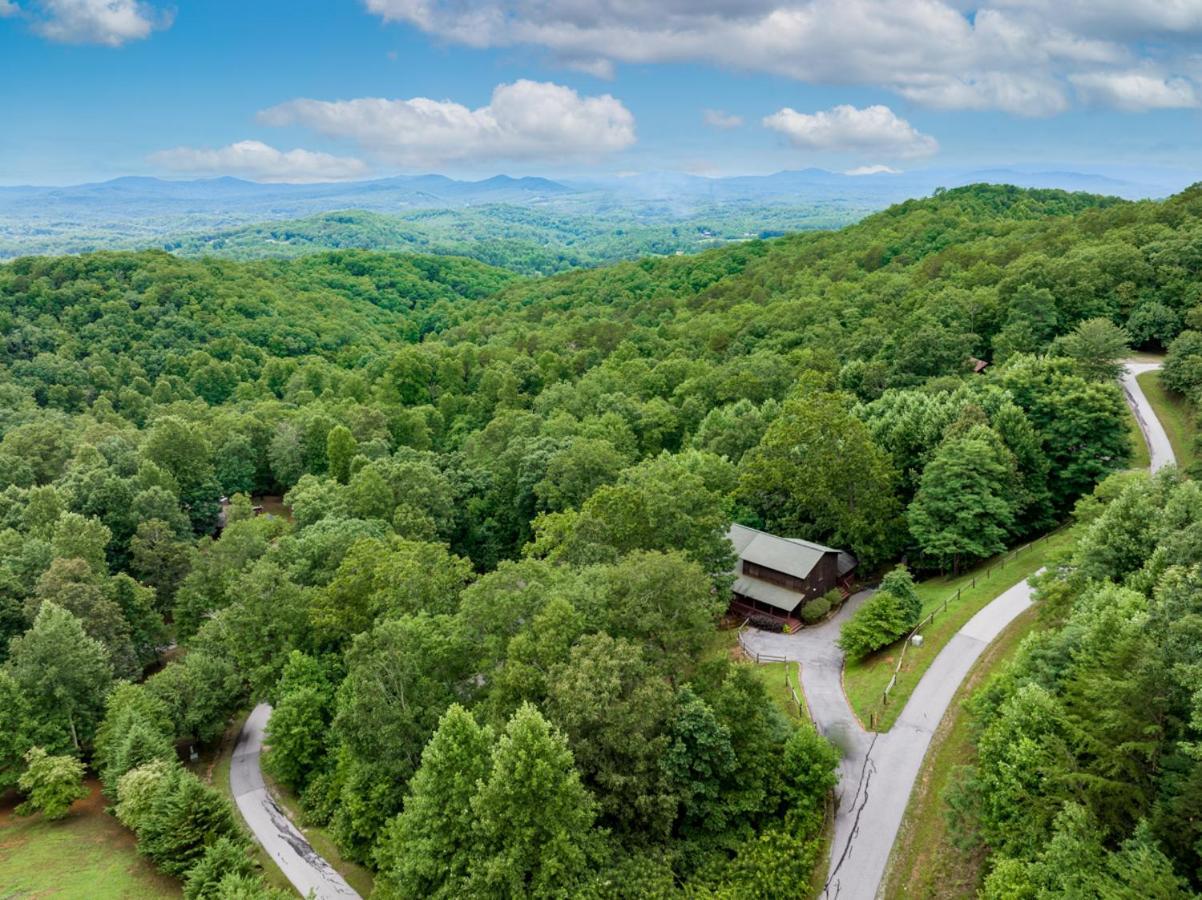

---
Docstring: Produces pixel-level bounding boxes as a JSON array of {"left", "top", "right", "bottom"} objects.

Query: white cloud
[
  {"left": 703, "top": 109, "right": 743, "bottom": 129},
  {"left": 361, "top": 0, "right": 1202, "bottom": 115},
  {"left": 258, "top": 80, "right": 636, "bottom": 167},
  {"left": 0, "top": 2, "right": 19, "bottom": 18},
  {"left": 29, "top": 0, "right": 171, "bottom": 46},
  {"left": 845, "top": 164, "right": 901, "bottom": 174},
  {"left": 148, "top": 141, "right": 370, "bottom": 183},
  {"left": 764, "top": 104, "right": 938, "bottom": 158},
  {"left": 1070, "top": 70, "right": 1199, "bottom": 110}
]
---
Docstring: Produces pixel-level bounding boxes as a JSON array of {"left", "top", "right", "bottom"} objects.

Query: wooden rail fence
[{"left": 875, "top": 523, "right": 1069, "bottom": 714}]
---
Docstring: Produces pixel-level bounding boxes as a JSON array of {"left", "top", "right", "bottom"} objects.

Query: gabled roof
[
  {"left": 728, "top": 523, "right": 831, "bottom": 581},
  {"left": 726, "top": 524, "right": 858, "bottom": 614}
]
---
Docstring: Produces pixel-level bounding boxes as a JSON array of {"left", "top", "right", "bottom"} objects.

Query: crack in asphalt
[
  {"left": 824, "top": 731, "right": 879, "bottom": 899},
  {"left": 232, "top": 704, "right": 362, "bottom": 899}
]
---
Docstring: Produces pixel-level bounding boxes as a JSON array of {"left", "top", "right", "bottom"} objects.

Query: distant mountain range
[{"left": 1, "top": 166, "right": 1196, "bottom": 265}]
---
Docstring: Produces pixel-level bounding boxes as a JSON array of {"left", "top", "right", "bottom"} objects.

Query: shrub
[
  {"left": 837, "top": 567, "right": 922, "bottom": 662},
  {"left": 15, "top": 747, "right": 88, "bottom": 820},
  {"left": 747, "top": 614, "right": 789, "bottom": 631},
  {"left": 801, "top": 597, "right": 830, "bottom": 624},
  {"left": 115, "top": 759, "right": 175, "bottom": 833}
]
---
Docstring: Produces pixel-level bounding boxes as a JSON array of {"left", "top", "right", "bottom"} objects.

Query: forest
[{"left": 2, "top": 181, "right": 1202, "bottom": 897}]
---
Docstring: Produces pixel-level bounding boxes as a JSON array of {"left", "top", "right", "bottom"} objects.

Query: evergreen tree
[
  {"left": 183, "top": 836, "right": 255, "bottom": 900},
  {"left": 374, "top": 704, "right": 493, "bottom": 899},
  {"left": 138, "top": 767, "right": 243, "bottom": 876},
  {"left": 469, "top": 703, "right": 600, "bottom": 898}
]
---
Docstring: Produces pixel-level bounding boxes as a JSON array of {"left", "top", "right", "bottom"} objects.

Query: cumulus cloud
[
  {"left": 361, "top": 0, "right": 1202, "bottom": 114},
  {"left": 1070, "top": 70, "right": 1199, "bottom": 110},
  {"left": 703, "top": 109, "right": 743, "bottom": 129},
  {"left": 258, "top": 80, "right": 636, "bottom": 167},
  {"left": 148, "top": 141, "right": 370, "bottom": 183},
  {"left": 27, "top": 0, "right": 171, "bottom": 46},
  {"left": 764, "top": 104, "right": 938, "bottom": 158},
  {"left": 0, "top": 1, "right": 18, "bottom": 18}
]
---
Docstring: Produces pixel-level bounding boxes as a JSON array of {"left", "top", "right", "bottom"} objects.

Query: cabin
[{"left": 727, "top": 523, "right": 857, "bottom": 621}]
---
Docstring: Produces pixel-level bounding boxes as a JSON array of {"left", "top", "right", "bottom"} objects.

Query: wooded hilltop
[{"left": 4, "top": 182, "right": 1202, "bottom": 897}]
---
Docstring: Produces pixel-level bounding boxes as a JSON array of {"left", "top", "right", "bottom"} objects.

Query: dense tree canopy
[{"left": 1, "top": 182, "right": 1185, "bottom": 894}]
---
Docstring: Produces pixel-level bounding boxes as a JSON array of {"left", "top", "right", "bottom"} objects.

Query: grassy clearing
[
  {"left": 843, "top": 527, "right": 1076, "bottom": 731},
  {"left": 752, "top": 660, "right": 805, "bottom": 722},
  {"left": 1137, "top": 370, "right": 1197, "bottom": 471},
  {"left": 261, "top": 767, "right": 376, "bottom": 898},
  {"left": 881, "top": 604, "right": 1041, "bottom": 899},
  {"left": 0, "top": 779, "right": 181, "bottom": 899}
]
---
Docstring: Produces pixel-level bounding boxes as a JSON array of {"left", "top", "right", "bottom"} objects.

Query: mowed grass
[
  {"left": 753, "top": 660, "right": 806, "bottom": 722},
  {"left": 882, "top": 604, "right": 1041, "bottom": 899},
  {"left": 0, "top": 779, "right": 181, "bottom": 899},
  {"left": 1137, "top": 370, "right": 1197, "bottom": 471},
  {"left": 843, "top": 526, "right": 1076, "bottom": 731}
]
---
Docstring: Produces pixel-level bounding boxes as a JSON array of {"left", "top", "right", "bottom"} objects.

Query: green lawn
[
  {"left": 1137, "top": 370, "right": 1197, "bottom": 471},
  {"left": 843, "top": 527, "right": 1076, "bottom": 731},
  {"left": 881, "top": 604, "right": 1041, "bottom": 899},
  {"left": 0, "top": 779, "right": 181, "bottom": 899},
  {"left": 753, "top": 660, "right": 806, "bottom": 722}
]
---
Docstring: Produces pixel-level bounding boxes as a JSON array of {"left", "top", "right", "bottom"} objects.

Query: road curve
[
  {"left": 742, "top": 359, "right": 1171, "bottom": 899},
  {"left": 1122, "top": 361, "right": 1174, "bottom": 473},
  {"left": 231, "top": 703, "right": 361, "bottom": 900}
]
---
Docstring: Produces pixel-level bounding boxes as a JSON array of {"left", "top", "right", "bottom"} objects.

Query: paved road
[
  {"left": 741, "top": 359, "right": 1170, "bottom": 899},
  {"left": 1122, "top": 360, "right": 1173, "bottom": 473},
  {"left": 231, "top": 704, "right": 361, "bottom": 900}
]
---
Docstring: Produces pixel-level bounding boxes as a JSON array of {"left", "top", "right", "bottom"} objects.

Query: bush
[
  {"left": 837, "top": 567, "right": 922, "bottom": 662},
  {"left": 15, "top": 747, "right": 88, "bottom": 820},
  {"left": 747, "top": 614, "right": 784, "bottom": 631},
  {"left": 801, "top": 597, "right": 830, "bottom": 624}
]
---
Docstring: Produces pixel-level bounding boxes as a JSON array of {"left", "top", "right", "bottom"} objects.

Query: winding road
[
  {"left": 231, "top": 704, "right": 361, "bottom": 899},
  {"left": 742, "top": 359, "right": 1171, "bottom": 899},
  {"left": 229, "top": 361, "right": 1170, "bottom": 900},
  {"left": 1122, "top": 360, "right": 1174, "bottom": 473}
]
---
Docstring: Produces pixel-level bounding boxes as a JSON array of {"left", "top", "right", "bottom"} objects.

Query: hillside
[{"left": 4, "top": 183, "right": 1202, "bottom": 897}]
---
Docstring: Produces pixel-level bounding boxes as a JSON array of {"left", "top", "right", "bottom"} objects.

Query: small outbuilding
[{"left": 727, "top": 523, "right": 857, "bottom": 621}]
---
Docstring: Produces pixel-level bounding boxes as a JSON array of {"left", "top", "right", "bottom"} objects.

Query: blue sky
[{"left": 3, "top": 0, "right": 1202, "bottom": 184}]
